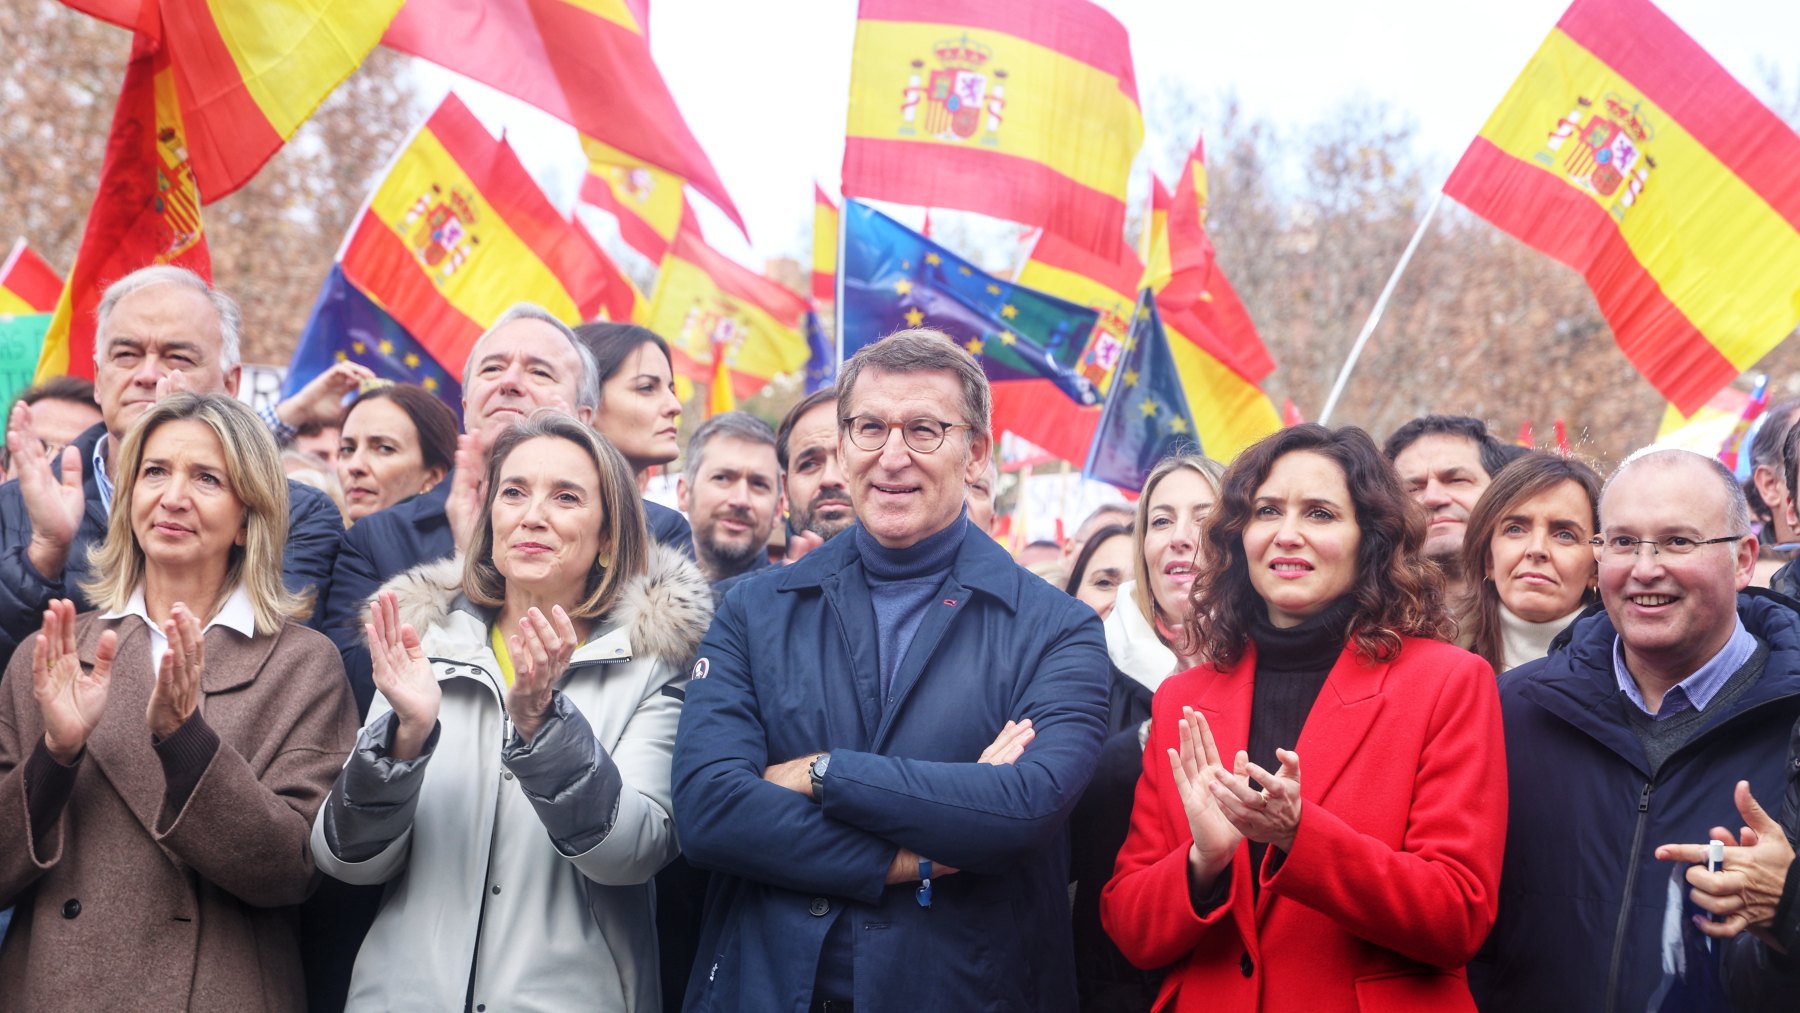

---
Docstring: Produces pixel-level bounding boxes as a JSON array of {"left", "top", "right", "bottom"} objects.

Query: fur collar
[{"left": 370, "top": 542, "right": 713, "bottom": 666}]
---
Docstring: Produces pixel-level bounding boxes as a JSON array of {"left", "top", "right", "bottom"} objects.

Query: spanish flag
[
  {"left": 843, "top": 0, "right": 1143, "bottom": 257},
  {"left": 385, "top": 0, "right": 746, "bottom": 239},
  {"left": 813, "top": 184, "right": 839, "bottom": 303},
  {"left": 1143, "top": 172, "right": 1274, "bottom": 384},
  {"left": 648, "top": 228, "right": 810, "bottom": 402},
  {"left": 1140, "top": 169, "right": 1280, "bottom": 463},
  {"left": 579, "top": 137, "right": 687, "bottom": 264},
  {"left": 338, "top": 94, "right": 610, "bottom": 380},
  {"left": 62, "top": 0, "right": 402, "bottom": 200},
  {"left": 998, "top": 230, "right": 1140, "bottom": 464},
  {"left": 37, "top": 28, "right": 209, "bottom": 381},
  {"left": 1445, "top": 0, "right": 1800, "bottom": 415},
  {"left": 0, "top": 242, "right": 63, "bottom": 316},
  {"left": 571, "top": 220, "right": 650, "bottom": 326}
]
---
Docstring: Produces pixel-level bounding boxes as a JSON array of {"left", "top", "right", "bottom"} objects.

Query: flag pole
[{"left": 1317, "top": 190, "right": 1445, "bottom": 425}]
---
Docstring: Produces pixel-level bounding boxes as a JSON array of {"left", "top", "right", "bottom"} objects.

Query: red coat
[{"left": 1100, "top": 637, "right": 1506, "bottom": 1013}]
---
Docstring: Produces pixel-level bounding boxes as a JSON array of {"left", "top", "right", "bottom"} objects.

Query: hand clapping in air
[
  {"left": 367, "top": 589, "right": 442, "bottom": 760},
  {"left": 505, "top": 605, "right": 579, "bottom": 745}
]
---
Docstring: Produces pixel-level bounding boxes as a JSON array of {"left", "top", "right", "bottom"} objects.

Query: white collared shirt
[{"left": 101, "top": 582, "right": 257, "bottom": 674}]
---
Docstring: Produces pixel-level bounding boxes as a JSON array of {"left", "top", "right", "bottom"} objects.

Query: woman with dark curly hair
[{"left": 1101, "top": 424, "right": 1508, "bottom": 1013}]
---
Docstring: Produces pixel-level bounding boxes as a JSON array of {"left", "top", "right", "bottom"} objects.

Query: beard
[
  {"left": 698, "top": 509, "right": 769, "bottom": 575},
  {"left": 792, "top": 490, "right": 855, "bottom": 541}
]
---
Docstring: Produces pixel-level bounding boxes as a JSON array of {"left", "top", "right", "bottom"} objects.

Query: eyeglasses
[
  {"left": 841, "top": 415, "right": 975, "bottom": 454},
  {"left": 1589, "top": 533, "right": 1746, "bottom": 560}
]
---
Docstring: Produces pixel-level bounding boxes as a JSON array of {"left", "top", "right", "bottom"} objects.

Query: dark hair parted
[
  {"left": 1063, "top": 523, "right": 1132, "bottom": 597},
  {"left": 344, "top": 383, "right": 461, "bottom": 476},
  {"left": 776, "top": 386, "right": 838, "bottom": 471},
  {"left": 462, "top": 409, "right": 649, "bottom": 620},
  {"left": 1382, "top": 414, "right": 1509, "bottom": 479},
  {"left": 1191, "top": 423, "right": 1455, "bottom": 667},
  {"left": 573, "top": 321, "right": 673, "bottom": 397},
  {"left": 1458, "top": 451, "right": 1602, "bottom": 674}
]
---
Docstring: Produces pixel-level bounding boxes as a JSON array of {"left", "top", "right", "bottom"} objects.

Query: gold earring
[{"left": 597, "top": 550, "right": 611, "bottom": 569}]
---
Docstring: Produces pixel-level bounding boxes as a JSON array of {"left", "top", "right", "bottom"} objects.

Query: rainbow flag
[
  {"left": 37, "top": 28, "right": 209, "bottom": 381},
  {"left": 648, "top": 228, "right": 810, "bottom": 402},
  {"left": 338, "top": 94, "right": 610, "bottom": 382},
  {"left": 0, "top": 241, "right": 63, "bottom": 316},
  {"left": 1444, "top": 0, "right": 1800, "bottom": 415},
  {"left": 578, "top": 137, "right": 688, "bottom": 264},
  {"left": 813, "top": 184, "right": 839, "bottom": 303},
  {"left": 63, "top": 0, "right": 402, "bottom": 200},
  {"left": 385, "top": 0, "right": 745, "bottom": 238},
  {"left": 843, "top": 0, "right": 1143, "bottom": 256}
]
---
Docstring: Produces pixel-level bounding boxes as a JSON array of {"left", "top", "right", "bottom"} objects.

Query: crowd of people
[{"left": 0, "top": 263, "right": 1798, "bottom": 1012}]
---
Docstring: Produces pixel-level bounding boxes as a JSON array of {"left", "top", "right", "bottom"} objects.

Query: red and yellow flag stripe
[
  {"left": 843, "top": 0, "right": 1142, "bottom": 256},
  {"left": 385, "top": 0, "right": 746, "bottom": 238},
  {"left": 579, "top": 137, "right": 687, "bottom": 264},
  {"left": 0, "top": 241, "right": 64, "bottom": 316},
  {"left": 649, "top": 229, "right": 809, "bottom": 401},
  {"left": 1444, "top": 0, "right": 1800, "bottom": 414},
  {"left": 339, "top": 95, "right": 609, "bottom": 377},
  {"left": 813, "top": 184, "right": 839, "bottom": 303}
]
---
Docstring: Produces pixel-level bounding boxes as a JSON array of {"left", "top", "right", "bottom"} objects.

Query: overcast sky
[{"left": 414, "top": 0, "right": 1800, "bottom": 270}]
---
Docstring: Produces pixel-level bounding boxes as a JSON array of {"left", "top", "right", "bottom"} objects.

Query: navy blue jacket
[
  {"left": 1471, "top": 591, "right": 1800, "bottom": 1013},
  {"left": 0, "top": 421, "right": 341, "bottom": 660},
  {"left": 322, "top": 479, "right": 693, "bottom": 714},
  {"left": 671, "top": 522, "right": 1109, "bottom": 1013}
]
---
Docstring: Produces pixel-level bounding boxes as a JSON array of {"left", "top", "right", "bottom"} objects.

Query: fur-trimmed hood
[{"left": 368, "top": 541, "right": 713, "bottom": 668}]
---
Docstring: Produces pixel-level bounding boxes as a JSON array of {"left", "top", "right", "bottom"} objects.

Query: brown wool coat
[{"left": 0, "top": 613, "right": 358, "bottom": 1012}]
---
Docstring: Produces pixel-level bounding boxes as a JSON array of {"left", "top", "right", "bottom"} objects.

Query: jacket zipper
[
  {"left": 452, "top": 660, "right": 508, "bottom": 1013},
  {"left": 1602, "top": 781, "right": 1653, "bottom": 1013}
]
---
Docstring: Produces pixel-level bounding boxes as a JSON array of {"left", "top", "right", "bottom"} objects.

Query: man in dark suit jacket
[
  {"left": 0, "top": 266, "right": 341, "bottom": 660},
  {"left": 672, "top": 330, "right": 1108, "bottom": 1013}
]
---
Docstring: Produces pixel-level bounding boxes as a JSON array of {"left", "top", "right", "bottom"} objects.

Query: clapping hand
[
  {"left": 33, "top": 599, "right": 115, "bottom": 764},
  {"left": 9, "top": 403, "right": 84, "bottom": 579},
  {"left": 145, "top": 603, "right": 205, "bottom": 739},
  {"left": 506, "top": 605, "right": 578, "bottom": 745},
  {"left": 1210, "top": 746, "right": 1304, "bottom": 854},
  {"left": 367, "top": 589, "right": 441, "bottom": 761},
  {"left": 1167, "top": 707, "right": 1246, "bottom": 888},
  {"left": 444, "top": 432, "right": 487, "bottom": 554}
]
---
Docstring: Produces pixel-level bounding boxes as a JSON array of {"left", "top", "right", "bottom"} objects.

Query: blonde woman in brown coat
[{"left": 0, "top": 393, "right": 358, "bottom": 1011}]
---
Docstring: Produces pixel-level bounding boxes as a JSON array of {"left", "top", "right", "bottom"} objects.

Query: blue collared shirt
[
  {"left": 1613, "top": 616, "right": 1755, "bottom": 720},
  {"left": 92, "top": 433, "right": 113, "bottom": 516}
]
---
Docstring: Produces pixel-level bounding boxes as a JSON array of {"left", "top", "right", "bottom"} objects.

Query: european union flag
[
  {"left": 803, "top": 310, "right": 836, "bottom": 394},
  {"left": 286, "top": 264, "right": 464, "bottom": 420},
  {"left": 1085, "top": 293, "right": 1202, "bottom": 492},
  {"left": 839, "top": 201, "right": 1100, "bottom": 407}
]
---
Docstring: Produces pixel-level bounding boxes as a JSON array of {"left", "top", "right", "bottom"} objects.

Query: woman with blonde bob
[
  {"left": 0, "top": 393, "right": 357, "bottom": 1010},
  {"left": 1076, "top": 453, "right": 1225, "bottom": 1011},
  {"left": 312, "top": 409, "right": 712, "bottom": 1012},
  {"left": 1458, "top": 451, "right": 1602, "bottom": 674}
]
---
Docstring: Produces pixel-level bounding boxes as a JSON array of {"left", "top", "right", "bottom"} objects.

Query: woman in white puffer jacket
[{"left": 311, "top": 411, "right": 712, "bottom": 1013}]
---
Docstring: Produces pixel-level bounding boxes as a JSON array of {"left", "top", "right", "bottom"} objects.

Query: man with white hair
[
  {"left": 1472, "top": 448, "right": 1800, "bottom": 1012},
  {"left": 321, "top": 304, "right": 626, "bottom": 714},
  {"left": 0, "top": 265, "right": 344, "bottom": 655}
]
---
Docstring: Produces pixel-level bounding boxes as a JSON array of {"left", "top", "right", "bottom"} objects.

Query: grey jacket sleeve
[
  {"left": 502, "top": 691, "right": 624, "bottom": 857},
  {"left": 320, "top": 710, "right": 440, "bottom": 865}
]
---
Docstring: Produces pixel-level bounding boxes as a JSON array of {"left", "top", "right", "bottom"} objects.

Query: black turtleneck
[{"left": 1244, "top": 598, "right": 1354, "bottom": 891}]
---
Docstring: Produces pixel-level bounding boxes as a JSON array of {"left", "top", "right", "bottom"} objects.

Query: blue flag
[
  {"left": 286, "top": 264, "right": 464, "bottom": 420},
  {"left": 839, "top": 201, "right": 1100, "bottom": 407},
  {"left": 803, "top": 310, "right": 836, "bottom": 394},
  {"left": 1084, "top": 293, "right": 1203, "bottom": 492}
]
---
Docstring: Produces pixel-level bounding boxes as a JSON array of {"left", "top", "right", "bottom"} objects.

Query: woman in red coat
[{"left": 1100, "top": 424, "right": 1507, "bottom": 1013}]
